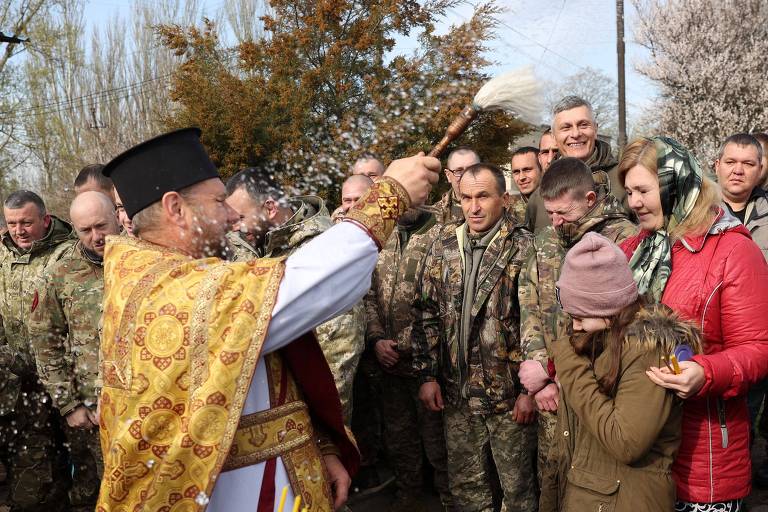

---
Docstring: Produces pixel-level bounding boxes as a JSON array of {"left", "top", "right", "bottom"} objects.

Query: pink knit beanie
[{"left": 556, "top": 232, "right": 639, "bottom": 318}]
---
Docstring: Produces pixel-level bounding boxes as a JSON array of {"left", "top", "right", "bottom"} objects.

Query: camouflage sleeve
[
  {"left": 519, "top": 243, "right": 549, "bottom": 366},
  {"left": 363, "top": 268, "right": 385, "bottom": 348},
  {"left": 411, "top": 233, "right": 441, "bottom": 383},
  {"left": 28, "top": 275, "right": 78, "bottom": 416}
]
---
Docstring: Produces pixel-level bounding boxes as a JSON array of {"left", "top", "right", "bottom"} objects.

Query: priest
[{"left": 95, "top": 128, "right": 439, "bottom": 512}]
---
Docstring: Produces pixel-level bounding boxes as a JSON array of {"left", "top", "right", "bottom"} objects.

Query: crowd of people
[{"left": 0, "top": 94, "right": 766, "bottom": 512}]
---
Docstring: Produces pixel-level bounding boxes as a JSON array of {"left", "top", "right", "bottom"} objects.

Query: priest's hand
[
  {"left": 323, "top": 454, "right": 351, "bottom": 510},
  {"left": 66, "top": 404, "right": 98, "bottom": 429},
  {"left": 383, "top": 153, "right": 441, "bottom": 206}
]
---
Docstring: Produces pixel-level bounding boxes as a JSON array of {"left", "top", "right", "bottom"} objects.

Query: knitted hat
[{"left": 556, "top": 232, "right": 639, "bottom": 318}]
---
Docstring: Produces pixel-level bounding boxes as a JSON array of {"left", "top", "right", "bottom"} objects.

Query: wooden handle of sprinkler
[{"left": 428, "top": 105, "right": 479, "bottom": 158}]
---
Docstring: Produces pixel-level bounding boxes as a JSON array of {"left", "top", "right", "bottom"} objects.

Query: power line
[
  {"left": 0, "top": 74, "right": 171, "bottom": 119},
  {"left": 539, "top": 0, "right": 567, "bottom": 63}
]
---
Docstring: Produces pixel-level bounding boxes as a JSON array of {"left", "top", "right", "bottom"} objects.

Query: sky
[{"left": 82, "top": 0, "right": 659, "bottom": 128}]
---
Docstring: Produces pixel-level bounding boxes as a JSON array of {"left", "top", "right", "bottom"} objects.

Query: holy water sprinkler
[{"left": 428, "top": 66, "right": 542, "bottom": 158}]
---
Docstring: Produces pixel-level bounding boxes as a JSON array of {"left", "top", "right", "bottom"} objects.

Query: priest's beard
[{"left": 187, "top": 207, "right": 231, "bottom": 259}]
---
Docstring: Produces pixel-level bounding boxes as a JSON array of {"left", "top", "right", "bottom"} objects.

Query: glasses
[{"left": 445, "top": 167, "right": 466, "bottom": 177}]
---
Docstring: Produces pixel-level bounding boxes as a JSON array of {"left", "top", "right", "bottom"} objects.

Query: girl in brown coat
[{"left": 543, "top": 232, "right": 701, "bottom": 511}]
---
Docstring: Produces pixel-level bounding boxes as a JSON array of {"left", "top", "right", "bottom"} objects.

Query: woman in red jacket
[{"left": 618, "top": 136, "right": 768, "bottom": 511}]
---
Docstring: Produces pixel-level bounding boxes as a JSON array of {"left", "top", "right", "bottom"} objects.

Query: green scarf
[{"left": 628, "top": 137, "right": 703, "bottom": 303}]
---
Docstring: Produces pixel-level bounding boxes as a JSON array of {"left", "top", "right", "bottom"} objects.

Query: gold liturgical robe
[{"left": 97, "top": 236, "right": 286, "bottom": 510}]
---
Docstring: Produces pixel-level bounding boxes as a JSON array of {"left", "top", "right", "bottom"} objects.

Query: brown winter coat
[{"left": 541, "top": 305, "right": 692, "bottom": 512}]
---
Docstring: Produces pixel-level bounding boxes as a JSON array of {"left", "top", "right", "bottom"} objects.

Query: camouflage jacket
[
  {"left": 508, "top": 194, "right": 528, "bottom": 227},
  {"left": 0, "top": 216, "right": 74, "bottom": 415},
  {"left": 519, "top": 192, "right": 637, "bottom": 365},
  {"left": 28, "top": 242, "right": 103, "bottom": 416},
  {"left": 364, "top": 214, "right": 437, "bottom": 377},
  {"left": 527, "top": 139, "right": 631, "bottom": 232},
  {"left": 261, "top": 196, "right": 333, "bottom": 257},
  {"left": 233, "top": 196, "right": 366, "bottom": 422},
  {"left": 226, "top": 231, "right": 261, "bottom": 261},
  {"left": 434, "top": 189, "right": 464, "bottom": 225},
  {"left": 412, "top": 214, "right": 534, "bottom": 414},
  {"left": 0, "top": 216, "right": 75, "bottom": 378}
]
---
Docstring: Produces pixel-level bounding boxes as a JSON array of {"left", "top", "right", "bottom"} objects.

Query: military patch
[
  {"left": 31, "top": 290, "right": 39, "bottom": 312},
  {"left": 377, "top": 196, "right": 399, "bottom": 220}
]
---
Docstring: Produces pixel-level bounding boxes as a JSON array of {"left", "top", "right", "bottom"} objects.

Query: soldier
[
  {"left": 516, "top": 157, "right": 636, "bottom": 496},
  {"left": 364, "top": 206, "right": 452, "bottom": 511},
  {"left": 414, "top": 163, "right": 537, "bottom": 512},
  {"left": 527, "top": 96, "right": 630, "bottom": 232},
  {"left": 510, "top": 146, "right": 543, "bottom": 223},
  {"left": 73, "top": 163, "right": 114, "bottom": 199},
  {"left": 435, "top": 146, "right": 481, "bottom": 225},
  {"left": 29, "top": 191, "right": 118, "bottom": 511},
  {"left": 351, "top": 153, "right": 386, "bottom": 179},
  {"left": 224, "top": 167, "right": 366, "bottom": 423},
  {"left": 0, "top": 190, "right": 75, "bottom": 511},
  {"left": 537, "top": 129, "right": 558, "bottom": 171},
  {"left": 331, "top": 174, "right": 374, "bottom": 222}
]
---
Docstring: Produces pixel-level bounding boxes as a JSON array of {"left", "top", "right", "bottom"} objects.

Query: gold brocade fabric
[
  {"left": 96, "top": 236, "right": 285, "bottom": 511},
  {"left": 343, "top": 177, "right": 411, "bottom": 249}
]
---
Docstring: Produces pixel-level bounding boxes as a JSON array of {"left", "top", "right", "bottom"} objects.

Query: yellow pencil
[
  {"left": 277, "top": 486, "right": 288, "bottom": 512},
  {"left": 669, "top": 354, "right": 681, "bottom": 375},
  {"left": 291, "top": 495, "right": 302, "bottom": 512}
]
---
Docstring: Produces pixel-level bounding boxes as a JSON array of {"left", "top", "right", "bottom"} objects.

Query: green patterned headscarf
[{"left": 628, "top": 137, "right": 703, "bottom": 303}]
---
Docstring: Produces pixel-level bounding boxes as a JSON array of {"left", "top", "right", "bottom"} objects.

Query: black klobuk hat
[{"left": 102, "top": 128, "right": 219, "bottom": 218}]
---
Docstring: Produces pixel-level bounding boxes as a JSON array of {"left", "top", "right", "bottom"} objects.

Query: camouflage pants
[
  {"left": 64, "top": 424, "right": 103, "bottom": 511},
  {"left": 537, "top": 410, "right": 558, "bottom": 485},
  {"left": 0, "top": 385, "right": 69, "bottom": 512},
  {"left": 351, "top": 350, "right": 383, "bottom": 466},
  {"left": 443, "top": 401, "right": 537, "bottom": 512},
  {"left": 379, "top": 370, "right": 452, "bottom": 505}
]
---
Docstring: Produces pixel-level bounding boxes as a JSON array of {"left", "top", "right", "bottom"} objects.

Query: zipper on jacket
[{"left": 717, "top": 398, "right": 729, "bottom": 449}]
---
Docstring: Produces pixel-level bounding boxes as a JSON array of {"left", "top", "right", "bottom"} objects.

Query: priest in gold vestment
[{"left": 95, "top": 129, "right": 439, "bottom": 512}]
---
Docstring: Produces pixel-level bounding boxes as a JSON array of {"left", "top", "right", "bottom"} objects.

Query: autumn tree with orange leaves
[{"left": 157, "top": 0, "right": 530, "bottom": 200}]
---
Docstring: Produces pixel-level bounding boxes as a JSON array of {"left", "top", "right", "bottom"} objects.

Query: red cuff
[
  {"left": 691, "top": 353, "right": 735, "bottom": 398},
  {"left": 547, "top": 358, "right": 557, "bottom": 380}
]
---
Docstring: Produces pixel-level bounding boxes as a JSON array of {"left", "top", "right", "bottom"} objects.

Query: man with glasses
[{"left": 435, "top": 146, "right": 480, "bottom": 225}]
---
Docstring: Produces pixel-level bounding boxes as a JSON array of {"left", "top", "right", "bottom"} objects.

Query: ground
[
  {"left": 0, "top": 440, "right": 763, "bottom": 511},
  {"left": 351, "top": 438, "right": 768, "bottom": 511}
]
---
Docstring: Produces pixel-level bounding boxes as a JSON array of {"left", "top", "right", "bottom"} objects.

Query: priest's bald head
[{"left": 102, "top": 128, "right": 239, "bottom": 259}]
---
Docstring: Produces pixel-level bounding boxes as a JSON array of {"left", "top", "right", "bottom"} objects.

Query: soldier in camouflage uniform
[
  {"left": 432, "top": 146, "right": 480, "bottom": 225},
  {"left": 517, "top": 158, "right": 636, "bottom": 489},
  {"left": 29, "top": 191, "right": 119, "bottom": 511},
  {"left": 224, "top": 169, "right": 365, "bottom": 423},
  {"left": 413, "top": 164, "right": 537, "bottom": 512},
  {"left": 0, "top": 190, "right": 75, "bottom": 511},
  {"left": 364, "top": 208, "right": 453, "bottom": 510}
]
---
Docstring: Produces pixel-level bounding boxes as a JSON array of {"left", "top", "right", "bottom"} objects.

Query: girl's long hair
[{"left": 570, "top": 299, "right": 644, "bottom": 396}]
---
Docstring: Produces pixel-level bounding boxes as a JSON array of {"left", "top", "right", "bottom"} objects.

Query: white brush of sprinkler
[{"left": 428, "top": 66, "right": 542, "bottom": 158}]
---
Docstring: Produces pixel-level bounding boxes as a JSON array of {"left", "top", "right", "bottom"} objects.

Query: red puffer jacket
[{"left": 621, "top": 212, "right": 768, "bottom": 503}]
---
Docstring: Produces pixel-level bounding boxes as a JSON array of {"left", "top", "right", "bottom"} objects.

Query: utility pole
[{"left": 616, "top": 0, "right": 627, "bottom": 149}]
